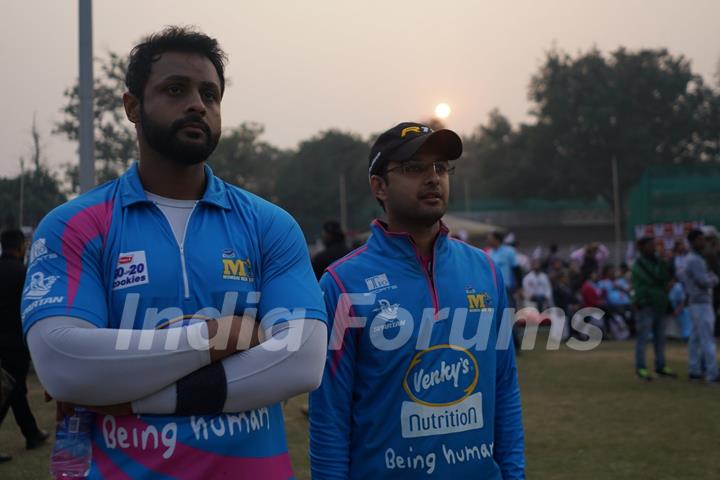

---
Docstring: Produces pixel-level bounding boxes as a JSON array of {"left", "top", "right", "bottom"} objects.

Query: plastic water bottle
[{"left": 49, "top": 408, "right": 94, "bottom": 479}]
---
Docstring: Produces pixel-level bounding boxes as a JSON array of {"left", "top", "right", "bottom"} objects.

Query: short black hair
[
  {"left": 126, "top": 26, "right": 227, "bottom": 101},
  {"left": 491, "top": 231, "right": 505, "bottom": 243},
  {"left": 322, "top": 221, "right": 346, "bottom": 242},
  {"left": 636, "top": 236, "right": 654, "bottom": 249},
  {"left": 1, "top": 229, "right": 25, "bottom": 252},
  {"left": 687, "top": 229, "right": 704, "bottom": 244}
]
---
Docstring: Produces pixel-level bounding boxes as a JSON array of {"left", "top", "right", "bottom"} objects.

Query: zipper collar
[
  {"left": 368, "top": 219, "right": 449, "bottom": 259},
  {"left": 119, "top": 162, "right": 231, "bottom": 210}
]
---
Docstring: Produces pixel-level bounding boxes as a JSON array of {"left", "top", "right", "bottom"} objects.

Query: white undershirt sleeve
[
  {"left": 26, "top": 316, "right": 211, "bottom": 405},
  {"left": 131, "top": 318, "right": 327, "bottom": 414}
]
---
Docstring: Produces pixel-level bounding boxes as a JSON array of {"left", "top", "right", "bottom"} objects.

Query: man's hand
[{"left": 207, "top": 315, "right": 265, "bottom": 363}]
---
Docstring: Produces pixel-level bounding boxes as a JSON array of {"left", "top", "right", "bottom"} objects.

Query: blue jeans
[
  {"left": 635, "top": 307, "right": 666, "bottom": 371},
  {"left": 688, "top": 303, "right": 718, "bottom": 381}
]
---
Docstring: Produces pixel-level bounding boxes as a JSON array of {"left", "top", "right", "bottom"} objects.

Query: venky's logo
[
  {"left": 403, "top": 344, "right": 479, "bottom": 407},
  {"left": 222, "top": 256, "right": 254, "bottom": 282}
]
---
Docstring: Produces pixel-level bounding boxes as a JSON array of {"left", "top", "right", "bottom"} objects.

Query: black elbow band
[{"left": 176, "top": 362, "right": 227, "bottom": 416}]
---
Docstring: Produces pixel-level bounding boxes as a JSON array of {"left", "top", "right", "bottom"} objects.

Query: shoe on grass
[
  {"left": 655, "top": 367, "right": 678, "bottom": 378},
  {"left": 636, "top": 368, "right": 653, "bottom": 381},
  {"left": 26, "top": 429, "right": 49, "bottom": 450},
  {"left": 688, "top": 373, "right": 704, "bottom": 382}
]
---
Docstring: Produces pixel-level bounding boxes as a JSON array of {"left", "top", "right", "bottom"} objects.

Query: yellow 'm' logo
[
  {"left": 467, "top": 293, "right": 488, "bottom": 310},
  {"left": 223, "top": 259, "right": 248, "bottom": 278},
  {"left": 400, "top": 126, "right": 422, "bottom": 138}
]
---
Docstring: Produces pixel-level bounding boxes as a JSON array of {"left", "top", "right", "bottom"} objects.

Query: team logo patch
[
  {"left": 465, "top": 287, "right": 493, "bottom": 312},
  {"left": 365, "top": 273, "right": 390, "bottom": 291},
  {"left": 113, "top": 251, "right": 149, "bottom": 290},
  {"left": 222, "top": 253, "right": 254, "bottom": 282},
  {"left": 400, "top": 126, "right": 431, "bottom": 138},
  {"left": 370, "top": 298, "right": 406, "bottom": 334},
  {"left": 24, "top": 272, "right": 59, "bottom": 299},
  {"left": 374, "top": 299, "right": 400, "bottom": 321},
  {"left": 28, "top": 238, "right": 57, "bottom": 266}
]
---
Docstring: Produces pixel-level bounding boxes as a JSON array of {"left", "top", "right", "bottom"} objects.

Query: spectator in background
[
  {"left": 547, "top": 258, "right": 565, "bottom": 285},
  {"left": 0, "top": 229, "right": 49, "bottom": 461},
  {"left": 311, "top": 220, "right": 350, "bottom": 280},
  {"left": 632, "top": 236, "right": 676, "bottom": 381},
  {"left": 685, "top": 229, "right": 719, "bottom": 383},
  {"left": 580, "top": 270, "right": 605, "bottom": 309},
  {"left": 668, "top": 281, "right": 691, "bottom": 340},
  {"left": 672, "top": 239, "right": 689, "bottom": 280},
  {"left": 568, "top": 259, "right": 584, "bottom": 292},
  {"left": 619, "top": 262, "right": 631, "bottom": 283},
  {"left": 543, "top": 243, "right": 560, "bottom": 271},
  {"left": 599, "top": 265, "right": 633, "bottom": 325},
  {"left": 700, "top": 226, "right": 720, "bottom": 334},
  {"left": 488, "top": 231, "right": 523, "bottom": 304},
  {"left": 580, "top": 244, "right": 600, "bottom": 282},
  {"left": 553, "top": 270, "right": 578, "bottom": 317},
  {"left": 488, "top": 231, "right": 523, "bottom": 352},
  {"left": 523, "top": 259, "right": 554, "bottom": 311},
  {"left": 580, "top": 270, "right": 611, "bottom": 338},
  {"left": 507, "top": 235, "right": 530, "bottom": 274}
]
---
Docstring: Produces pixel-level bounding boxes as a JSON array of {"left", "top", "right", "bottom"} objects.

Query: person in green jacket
[{"left": 631, "top": 236, "right": 677, "bottom": 381}]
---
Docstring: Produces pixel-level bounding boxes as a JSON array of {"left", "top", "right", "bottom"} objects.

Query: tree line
[{"left": 3, "top": 46, "right": 719, "bottom": 240}]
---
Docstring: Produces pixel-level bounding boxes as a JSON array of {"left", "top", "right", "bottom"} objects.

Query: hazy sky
[{"left": 2, "top": 0, "right": 719, "bottom": 177}]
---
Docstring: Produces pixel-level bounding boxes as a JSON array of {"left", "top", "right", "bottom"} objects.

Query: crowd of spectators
[{"left": 486, "top": 229, "right": 720, "bottom": 347}]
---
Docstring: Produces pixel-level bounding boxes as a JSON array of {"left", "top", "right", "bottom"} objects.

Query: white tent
[{"left": 442, "top": 214, "right": 501, "bottom": 239}]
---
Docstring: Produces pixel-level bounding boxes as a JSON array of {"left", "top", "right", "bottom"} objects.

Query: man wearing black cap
[{"left": 310, "top": 123, "right": 525, "bottom": 479}]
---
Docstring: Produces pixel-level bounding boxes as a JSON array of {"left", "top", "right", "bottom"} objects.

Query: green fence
[{"left": 627, "top": 164, "right": 720, "bottom": 236}]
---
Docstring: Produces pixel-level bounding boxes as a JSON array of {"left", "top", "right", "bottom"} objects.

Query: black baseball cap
[{"left": 368, "top": 122, "right": 463, "bottom": 176}]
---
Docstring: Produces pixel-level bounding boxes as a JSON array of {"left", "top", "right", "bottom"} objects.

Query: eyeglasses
[{"left": 384, "top": 160, "right": 456, "bottom": 177}]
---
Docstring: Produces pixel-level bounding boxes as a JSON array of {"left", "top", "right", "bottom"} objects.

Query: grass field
[{"left": 1, "top": 336, "right": 718, "bottom": 479}]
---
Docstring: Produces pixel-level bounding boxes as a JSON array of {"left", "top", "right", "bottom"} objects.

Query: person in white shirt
[{"left": 522, "top": 259, "right": 554, "bottom": 311}]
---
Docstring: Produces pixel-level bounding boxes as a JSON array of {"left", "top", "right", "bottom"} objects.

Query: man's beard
[
  {"left": 391, "top": 198, "right": 446, "bottom": 227},
  {"left": 140, "top": 107, "right": 220, "bottom": 166}
]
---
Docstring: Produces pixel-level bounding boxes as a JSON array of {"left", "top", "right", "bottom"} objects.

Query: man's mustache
[{"left": 171, "top": 116, "right": 211, "bottom": 136}]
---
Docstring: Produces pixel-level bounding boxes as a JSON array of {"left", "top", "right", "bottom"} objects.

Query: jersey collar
[
  {"left": 119, "top": 162, "right": 231, "bottom": 210},
  {"left": 368, "top": 219, "right": 449, "bottom": 259}
]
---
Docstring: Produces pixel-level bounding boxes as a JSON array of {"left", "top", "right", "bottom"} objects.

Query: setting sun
[{"left": 434, "top": 103, "right": 451, "bottom": 119}]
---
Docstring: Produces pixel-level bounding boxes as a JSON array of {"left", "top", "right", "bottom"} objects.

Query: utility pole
[
  {"left": 19, "top": 157, "right": 25, "bottom": 228},
  {"left": 78, "top": 0, "right": 95, "bottom": 192}
]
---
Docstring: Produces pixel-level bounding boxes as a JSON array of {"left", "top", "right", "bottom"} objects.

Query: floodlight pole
[{"left": 78, "top": 0, "right": 95, "bottom": 193}]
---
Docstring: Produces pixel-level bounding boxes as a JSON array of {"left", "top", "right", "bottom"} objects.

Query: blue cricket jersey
[
  {"left": 21, "top": 162, "right": 326, "bottom": 479},
  {"left": 309, "top": 220, "right": 525, "bottom": 479},
  {"left": 489, "top": 245, "right": 519, "bottom": 292}
]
